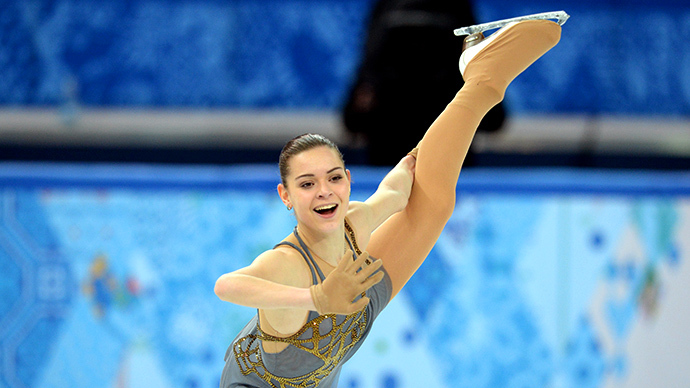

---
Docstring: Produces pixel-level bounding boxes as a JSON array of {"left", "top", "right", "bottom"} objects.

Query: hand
[
  {"left": 397, "top": 154, "right": 416, "bottom": 196},
  {"left": 377, "top": 154, "right": 415, "bottom": 213},
  {"left": 310, "top": 251, "right": 384, "bottom": 315}
]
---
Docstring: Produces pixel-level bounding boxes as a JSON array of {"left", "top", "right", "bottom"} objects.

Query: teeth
[{"left": 315, "top": 204, "right": 336, "bottom": 211}]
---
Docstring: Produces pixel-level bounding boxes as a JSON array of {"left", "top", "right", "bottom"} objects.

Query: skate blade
[{"left": 454, "top": 10, "right": 569, "bottom": 36}]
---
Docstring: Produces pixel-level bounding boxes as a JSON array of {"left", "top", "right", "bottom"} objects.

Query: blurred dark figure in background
[{"left": 343, "top": 0, "right": 506, "bottom": 166}]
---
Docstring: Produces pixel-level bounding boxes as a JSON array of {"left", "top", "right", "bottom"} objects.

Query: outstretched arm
[
  {"left": 215, "top": 247, "right": 385, "bottom": 331},
  {"left": 214, "top": 249, "right": 316, "bottom": 311}
]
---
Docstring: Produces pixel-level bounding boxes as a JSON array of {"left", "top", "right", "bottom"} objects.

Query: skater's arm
[
  {"left": 214, "top": 249, "right": 315, "bottom": 311},
  {"left": 347, "top": 155, "right": 415, "bottom": 248}
]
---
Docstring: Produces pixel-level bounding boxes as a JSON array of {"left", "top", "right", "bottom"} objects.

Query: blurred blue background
[
  {"left": 1, "top": 1, "right": 690, "bottom": 388},
  {"left": 2, "top": 0, "right": 689, "bottom": 114},
  {"left": 1, "top": 164, "right": 689, "bottom": 388},
  {"left": 2, "top": 0, "right": 689, "bottom": 167},
  {"left": 0, "top": 0, "right": 690, "bottom": 116}
]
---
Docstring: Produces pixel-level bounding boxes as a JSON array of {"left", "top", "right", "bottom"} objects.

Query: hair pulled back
[{"left": 279, "top": 133, "right": 344, "bottom": 186}]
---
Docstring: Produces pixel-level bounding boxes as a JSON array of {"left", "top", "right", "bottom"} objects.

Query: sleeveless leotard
[{"left": 220, "top": 221, "right": 392, "bottom": 388}]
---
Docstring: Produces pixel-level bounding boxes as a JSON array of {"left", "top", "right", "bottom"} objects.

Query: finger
[
  {"left": 348, "top": 251, "right": 370, "bottom": 272},
  {"left": 397, "top": 154, "right": 415, "bottom": 169},
  {"left": 336, "top": 250, "right": 354, "bottom": 271},
  {"left": 355, "top": 258, "right": 382, "bottom": 280},
  {"left": 359, "top": 271, "right": 384, "bottom": 291},
  {"left": 403, "top": 154, "right": 416, "bottom": 170}
]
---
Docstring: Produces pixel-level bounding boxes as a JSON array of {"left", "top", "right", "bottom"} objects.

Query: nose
[{"left": 317, "top": 184, "right": 332, "bottom": 198}]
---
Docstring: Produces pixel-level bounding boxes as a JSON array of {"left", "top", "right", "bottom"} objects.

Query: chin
[{"left": 314, "top": 214, "right": 344, "bottom": 231}]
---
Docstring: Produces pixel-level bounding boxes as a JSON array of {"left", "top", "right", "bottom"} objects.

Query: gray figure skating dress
[{"left": 220, "top": 220, "right": 392, "bottom": 388}]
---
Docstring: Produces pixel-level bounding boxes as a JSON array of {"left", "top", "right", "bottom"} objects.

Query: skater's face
[{"left": 278, "top": 146, "right": 351, "bottom": 233}]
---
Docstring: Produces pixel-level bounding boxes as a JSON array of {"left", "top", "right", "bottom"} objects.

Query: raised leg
[{"left": 367, "top": 20, "right": 562, "bottom": 299}]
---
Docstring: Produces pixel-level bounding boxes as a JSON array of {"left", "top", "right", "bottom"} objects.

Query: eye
[
  {"left": 330, "top": 174, "right": 343, "bottom": 182},
  {"left": 299, "top": 181, "right": 314, "bottom": 189}
]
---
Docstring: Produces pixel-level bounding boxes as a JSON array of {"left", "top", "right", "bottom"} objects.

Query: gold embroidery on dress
[
  {"left": 234, "top": 219, "right": 369, "bottom": 387},
  {"left": 343, "top": 219, "right": 362, "bottom": 255},
  {"left": 345, "top": 218, "right": 371, "bottom": 265},
  {"left": 234, "top": 310, "right": 367, "bottom": 388}
]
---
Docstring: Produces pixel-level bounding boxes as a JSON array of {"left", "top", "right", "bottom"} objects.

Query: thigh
[{"left": 366, "top": 188, "right": 451, "bottom": 300}]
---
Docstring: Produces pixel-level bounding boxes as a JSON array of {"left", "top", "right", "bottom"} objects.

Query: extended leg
[{"left": 367, "top": 20, "right": 562, "bottom": 299}]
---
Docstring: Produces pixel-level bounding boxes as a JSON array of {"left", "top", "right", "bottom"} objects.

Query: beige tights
[{"left": 367, "top": 20, "right": 562, "bottom": 299}]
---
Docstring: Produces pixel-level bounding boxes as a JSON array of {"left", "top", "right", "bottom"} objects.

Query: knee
[
  {"left": 407, "top": 183, "right": 456, "bottom": 227},
  {"left": 438, "top": 195, "right": 456, "bottom": 223},
  {"left": 420, "top": 192, "right": 455, "bottom": 225}
]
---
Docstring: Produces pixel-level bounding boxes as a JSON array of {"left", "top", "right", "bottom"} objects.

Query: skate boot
[{"left": 457, "top": 17, "right": 564, "bottom": 87}]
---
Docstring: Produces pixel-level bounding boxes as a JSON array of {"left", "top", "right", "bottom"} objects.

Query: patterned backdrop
[
  {"left": 0, "top": 163, "right": 689, "bottom": 388},
  {"left": 1, "top": 0, "right": 689, "bottom": 115},
  {"left": 1, "top": 1, "right": 690, "bottom": 387}
]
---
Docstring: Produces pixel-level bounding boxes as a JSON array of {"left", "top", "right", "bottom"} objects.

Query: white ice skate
[
  {"left": 456, "top": 11, "right": 569, "bottom": 75},
  {"left": 454, "top": 11, "right": 570, "bottom": 37}
]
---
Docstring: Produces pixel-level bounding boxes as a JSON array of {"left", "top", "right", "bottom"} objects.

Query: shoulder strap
[
  {"left": 275, "top": 221, "right": 362, "bottom": 284},
  {"left": 274, "top": 227, "right": 325, "bottom": 284},
  {"left": 344, "top": 218, "right": 362, "bottom": 255},
  {"left": 292, "top": 228, "right": 328, "bottom": 283}
]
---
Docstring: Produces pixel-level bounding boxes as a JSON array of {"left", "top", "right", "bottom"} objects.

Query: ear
[
  {"left": 346, "top": 169, "right": 352, "bottom": 194},
  {"left": 277, "top": 183, "right": 291, "bottom": 208}
]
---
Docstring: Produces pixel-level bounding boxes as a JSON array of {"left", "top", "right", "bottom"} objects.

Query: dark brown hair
[{"left": 278, "top": 133, "right": 344, "bottom": 186}]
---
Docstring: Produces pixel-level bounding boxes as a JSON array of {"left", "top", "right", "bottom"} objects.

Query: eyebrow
[{"left": 294, "top": 167, "right": 344, "bottom": 181}]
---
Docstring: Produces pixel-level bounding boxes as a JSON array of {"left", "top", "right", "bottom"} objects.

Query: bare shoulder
[
  {"left": 241, "top": 244, "right": 312, "bottom": 288},
  {"left": 346, "top": 201, "right": 373, "bottom": 250}
]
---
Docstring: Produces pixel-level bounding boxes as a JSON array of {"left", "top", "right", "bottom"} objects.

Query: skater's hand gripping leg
[{"left": 310, "top": 251, "right": 384, "bottom": 315}]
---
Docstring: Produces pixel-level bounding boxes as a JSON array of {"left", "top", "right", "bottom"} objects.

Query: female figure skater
[{"left": 215, "top": 18, "right": 563, "bottom": 388}]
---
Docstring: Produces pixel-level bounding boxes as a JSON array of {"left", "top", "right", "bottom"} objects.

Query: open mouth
[{"left": 314, "top": 204, "right": 338, "bottom": 216}]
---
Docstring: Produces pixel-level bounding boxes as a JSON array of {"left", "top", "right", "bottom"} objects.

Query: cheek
[
  {"left": 300, "top": 190, "right": 319, "bottom": 205},
  {"left": 340, "top": 184, "right": 352, "bottom": 199}
]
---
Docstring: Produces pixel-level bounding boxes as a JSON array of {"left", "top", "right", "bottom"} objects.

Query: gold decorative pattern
[
  {"left": 233, "top": 219, "right": 371, "bottom": 387},
  {"left": 344, "top": 218, "right": 372, "bottom": 265},
  {"left": 343, "top": 218, "right": 361, "bottom": 255},
  {"left": 234, "top": 310, "right": 367, "bottom": 388}
]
